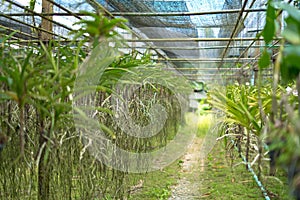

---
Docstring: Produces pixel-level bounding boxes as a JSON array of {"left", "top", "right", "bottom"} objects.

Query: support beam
[
  {"left": 119, "top": 45, "right": 282, "bottom": 50},
  {"left": 46, "top": 0, "right": 82, "bottom": 20},
  {"left": 41, "top": 0, "right": 53, "bottom": 40},
  {"left": 219, "top": 0, "right": 253, "bottom": 63},
  {"left": 86, "top": 0, "right": 173, "bottom": 65},
  {"left": 1, "top": 8, "right": 267, "bottom": 17},
  {"left": 110, "top": 8, "right": 267, "bottom": 16},
  {"left": 229, "top": 0, "right": 293, "bottom": 68},
  {"left": 3, "top": 0, "right": 74, "bottom": 38},
  {"left": 155, "top": 57, "right": 259, "bottom": 62},
  {"left": 126, "top": 37, "right": 281, "bottom": 42},
  {"left": 0, "top": 13, "right": 67, "bottom": 40}
]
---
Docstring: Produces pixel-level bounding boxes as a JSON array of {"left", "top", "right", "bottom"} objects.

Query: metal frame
[{"left": 0, "top": 0, "right": 287, "bottom": 82}]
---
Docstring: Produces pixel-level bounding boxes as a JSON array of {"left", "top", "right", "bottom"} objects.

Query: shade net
[{"left": 0, "top": 0, "right": 276, "bottom": 84}]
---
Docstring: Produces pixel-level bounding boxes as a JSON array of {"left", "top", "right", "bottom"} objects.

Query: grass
[
  {"left": 128, "top": 111, "right": 203, "bottom": 200},
  {"left": 184, "top": 111, "right": 214, "bottom": 138},
  {"left": 129, "top": 160, "right": 181, "bottom": 200},
  {"left": 127, "top": 111, "right": 292, "bottom": 200},
  {"left": 199, "top": 141, "right": 291, "bottom": 200},
  {"left": 128, "top": 111, "right": 213, "bottom": 200}
]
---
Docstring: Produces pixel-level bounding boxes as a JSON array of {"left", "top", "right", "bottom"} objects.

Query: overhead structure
[{"left": 0, "top": 0, "right": 289, "bottom": 84}]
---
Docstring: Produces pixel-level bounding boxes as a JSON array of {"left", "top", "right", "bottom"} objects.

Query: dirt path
[{"left": 168, "top": 137, "right": 204, "bottom": 200}]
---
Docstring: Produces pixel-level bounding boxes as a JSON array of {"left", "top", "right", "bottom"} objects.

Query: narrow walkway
[{"left": 169, "top": 137, "right": 203, "bottom": 200}]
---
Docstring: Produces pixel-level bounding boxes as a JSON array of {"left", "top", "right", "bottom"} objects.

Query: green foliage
[
  {"left": 147, "top": 187, "right": 171, "bottom": 200},
  {"left": 129, "top": 161, "right": 180, "bottom": 200},
  {"left": 200, "top": 142, "right": 290, "bottom": 200},
  {"left": 244, "top": 2, "right": 300, "bottom": 198},
  {"left": 0, "top": 36, "right": 87, "bottom": 198},
  {"left": 99, "top": 50, "right": 153, "bottom": 88},
  {"left": 208, "top": 82, "right": 283, "bottom": 184},
  {"left": 29, "top": 0, "right": 36, "bottom": 10},
  {"left": 71, "top": 11, "right": 128, "bottom": 48},
  {"left": 272, "top": 2, "right": 300, "bottom": 83},
  {"left": 258, "top": 49, "right": 271, "bottom": 69},
  {"left": 209, "top": 84, "right": 264, "bottom": 134},
  {"left": 263, "top": 1, "right": 277, "bottom": 45},
  {"left": 0, "top": 9, "right": 188, "bottom": 198},
  {"left": 0, "top": 49, "right": 34, "bottom": 106},
  {"left": 281, "top": 46, "right": 300, "bottom": 82}
]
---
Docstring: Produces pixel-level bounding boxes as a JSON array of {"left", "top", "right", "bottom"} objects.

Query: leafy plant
[
  {"left": 70, "top": 11, "right": 128, "bottom": 48},
  {"left": 257, "top": 1, "right": 300, "bottom": 198},
  {"left": 0, "top": 9, "right": 190, "bottom": 199},
  {"left": 0, "top": 46, "right": 37, "bottom": 157}
]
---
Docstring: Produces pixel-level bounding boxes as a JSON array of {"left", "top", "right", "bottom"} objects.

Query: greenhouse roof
[{"left": 0, "top": 0, "right": 290, "bottom": 84}]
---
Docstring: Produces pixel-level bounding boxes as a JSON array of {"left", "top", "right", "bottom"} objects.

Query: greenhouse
[{"left": 0, "top": 0, "right": 300, "bottom": 199}]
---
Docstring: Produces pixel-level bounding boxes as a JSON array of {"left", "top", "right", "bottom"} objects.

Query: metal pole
[{"left": 125, "top": 37, "right": 281, "bottom": 42}]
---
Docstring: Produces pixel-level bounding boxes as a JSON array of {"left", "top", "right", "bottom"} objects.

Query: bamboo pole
[
  {"left": 0, "top": 13, "right": 66, "bottom": 39},
  {"left": 4, "top": 0, "right": 74, "bottom": 32},
  {"left": 154, "top": 57, "right": 259, "bottom": 61},
  {"left": 229, "top": 0, "right": 293, "bottom": 69},
  {"left": 0, "top": 8, "right": 267, "bottom": 17},
  {"left": 182, "top": 74, "right": 247, "bottom": 77},
  {"left": 157, "top": 60, "right": 254, "bottom": 63},
  {"left": 45, "top": 0, "right": 82, "bottom": 20},
  {"left": 220, "top": 0, "right": 252, "bottom": 62},
  {"left": 125, "top": 37, "right": 281, "bottom": 42},
  {"left": 165, "top": 67, "right": 272, "bottom": 71},
  {"left": 119, "top": 45, "right": 283, "bottom": 50},
  {"left": 0, "top": 24, "right": 39, "bottom": 39},
  {"left": 86, "top": 0, "right": 172, "bottom": 63},
  {"left": 182, "top": 74, "right": 272, "bottom": 77},
  {"left": 109, "top": 8, "right": 266, "bottom": 16},
  {"left": 167, "top": 68, "right": 243, "bottom": 71}
]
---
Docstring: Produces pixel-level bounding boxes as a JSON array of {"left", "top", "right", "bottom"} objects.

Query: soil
[{"left": 168, "top": 137, "right": 203, "bottom": 200}]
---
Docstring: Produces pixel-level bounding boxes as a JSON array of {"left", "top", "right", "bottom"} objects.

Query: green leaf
[
  {"left": 29, "top": 0, "right": 36, "bottom": 11},
  {"left": 280, "top": 46, "right": 300, "bottom": 83},
  {"left": 21, "top": 50, "right": 33, "bottom": 78},
  {"left": 282, "top": 16, "right": 300, "bottom": 44},
  {"left": 258, "top": 49, "right": 271, "bottom": 69},
  {"left": 99, "top": 123, "right": 116, "bottom": 139},
  {"left": 0, "top": 31, "right": 16, "bottom": 44},
  {"left": 272, "top": 2, "right": 300, "bottom": 22},
  {"left": 262, "top": 3, "right": 276, "bottom": 44}
]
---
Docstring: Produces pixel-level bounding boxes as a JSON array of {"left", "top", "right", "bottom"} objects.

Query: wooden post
[
  {"left": 132, "top": 33, "right": 136, "bottom": 52},
  {"left": 254, "top": 40, "right": 260, "bottom": 85},
  {"left": 40, "top": 0, "right": 53, "bottom": 41}
]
